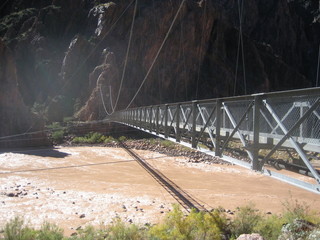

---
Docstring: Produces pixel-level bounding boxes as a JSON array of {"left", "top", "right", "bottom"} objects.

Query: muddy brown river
[{"left": 0, "top": 146, "right": 319, "bottom": 235}]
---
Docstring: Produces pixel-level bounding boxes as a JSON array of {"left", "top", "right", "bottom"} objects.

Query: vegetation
[
  {"left": 72, "top": 132, "right": 105, "bottom": 144},
  {"left": 47, "top": 122, "right": 65, "bottom": 144},
  {"left": 1, "top": 201, "right": 319, "bottom": 240},
  {"left": 148, "top": 205, "right": 227, "bottom": 240},
  {"left": 72, "top": 133, "right": 123, "bottom": 144}
]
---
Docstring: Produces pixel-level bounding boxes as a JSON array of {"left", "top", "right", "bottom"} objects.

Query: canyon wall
[{"left": 0, "top": 0, "right": 319, "bottom": 127}]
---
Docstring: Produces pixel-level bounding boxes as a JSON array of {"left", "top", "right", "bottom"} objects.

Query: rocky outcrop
[
  {"left": 0, "top": 39, "right": 48, "bottom": 148},
  {"left": 236, "top": 233, "right": 264, "bottom": 240},
  {"left": 76, "top": 50, "right": 120, "bottom": 120},
  {"left": 278, "top": 219, "right": 318, "bottom": 240}
]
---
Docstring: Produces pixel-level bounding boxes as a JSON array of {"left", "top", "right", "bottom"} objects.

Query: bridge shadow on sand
[
  {"left": 0, "top": 147, "right": 70, "bottom": 158},
  {"left": 120, "top": 142, "right": 207, "bottom": 212}
]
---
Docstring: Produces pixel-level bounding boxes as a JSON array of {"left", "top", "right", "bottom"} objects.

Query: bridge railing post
[
  {"left": 132, "top": 109, "right": 136, "bottom": 126},
  {"left": 165, "top": 104, "right": 169, "bottom": 138},
  {"left": 192, "top": 101, "right": 198, "bottom": 148},
  {"left": 149, "top": 106, "right": 153, "bottom": 132},
  {"left": 252, "top": 94, "right": 262, "bottom": 171},
  {"left": 139, "top": 108, "right": 142, "bottom": 127},
  {"left": 176, "top": 104, "right": 181, "bottom": 142},
  {"left": 129, "top": 109, "right": 132, "bottom": 125},
  {"left": 144, "top": 107, "right": 147, "bottom": 130},
  {"left": 156, "top": 106, "right": 160, "bottom": 135},
  {"left": 215, "top": 99, "right": 222, "bottom": 156}
]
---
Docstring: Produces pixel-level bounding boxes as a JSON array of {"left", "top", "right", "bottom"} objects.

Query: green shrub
[
  {"left": 230, "top": 205, "right": 262, "bottom": 238},
  {"left": 106, "top": 219, "right": 146, "bottom": 240},
  {"left": 88, "top": 132, "right": 103, "bottom": 144},
  {"left": 2, "top": 217, "right": 36, "bottom": 240},
  {"left": 160, "top": 140, "right": 175, "bottom": 149},
  {"left": 70, "top": 226, "right": 105, "bottom": 240},
  {"left": 254, "top": 214, "right": 284, "bottom": 240},
  {"left": 51, "top": 130, "right": 64, "bottom": 143},
  {"left": 72, "top": 132, "right": 105, "bottom": 144},
  {"left": 37, "top": 222, "right": 64, "bottom": 240},
  {"left": 104, "top": 136, "right": 116, "bottom": 144},
  {"left": 282, "top": 199, "right": 320, "bottom": 224},
  {"left": 72, "top": 137, "right": 86, "bottom": 144},
  {"left": 148, "top": 205, "right": 226, "bottom": 240},
  {"left": 118, "top": 136, "right": 127, "bottom": 142}
]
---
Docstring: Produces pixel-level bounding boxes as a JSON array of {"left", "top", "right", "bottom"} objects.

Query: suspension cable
[
  {"left": 112, "top": 0, "right": 138, "bottom": 113},
  {"left": 124, "top": 0, "right": 186, "bottom": 110},
  {"left": 316, "top": 43, "right": 320, "bottom": 87},
  {"left": 233, "top": 0, "right": 246, "bottom": 96},
  {"left": 99, "top": 84, "right": 113, "bottom": 115},
  {"left": 195, "top": 0, "right": 207, "bottom": 99},
  {"left": 53, "top": 0, "right": 135, "bottom": 99},
  {"left": 239, "top": 0, "right": 247, "bottom": 95}
]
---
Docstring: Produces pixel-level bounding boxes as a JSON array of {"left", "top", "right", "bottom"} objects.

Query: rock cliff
[
  {"left": 0, "top": 39, "right": 48, "bottom": 147},
  {"left": 0, "top": 0, "right": 319, "bottom": 124}
]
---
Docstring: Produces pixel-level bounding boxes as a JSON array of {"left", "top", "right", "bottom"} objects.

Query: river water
[{"left": 0, "top": 146, "right": 319, "bottom": 236}]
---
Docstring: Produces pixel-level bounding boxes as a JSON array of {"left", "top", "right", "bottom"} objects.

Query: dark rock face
[
  {"left": 0, "top": 39, "right": 48, "bottom": 148},
  {"left": 0, "top": 0, "right": 319, "bottom": 124}
]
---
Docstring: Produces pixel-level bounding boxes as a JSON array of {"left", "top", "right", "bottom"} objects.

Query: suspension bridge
[{"left": 105, "top": 87, "right": 320, "bottom": 194}]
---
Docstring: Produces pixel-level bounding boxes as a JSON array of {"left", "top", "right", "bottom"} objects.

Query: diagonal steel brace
[
  {"left": 262, "top": 98, "right": 320, "bottom": 183},
  {"left": 195, "top": 105, "right": 217, "bottom": 147},
  {"left": 221, "top": 102, "right": 254, "bottom": 160}
]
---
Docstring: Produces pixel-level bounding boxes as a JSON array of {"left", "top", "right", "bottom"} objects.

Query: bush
[
  {"left": 160, "top": 140, "right": 175, "bottom": 149},
  {"left": 254, "top": 214, "right": 284, "bottom": 240},
  {"left": 230, "top": 205, "right": 262, "bottom": 238},
  {"left": 282, "top": 199, "right": 319, "bottom": 224},
  {"left": 70, "top": 226, "right": 106, "bottom": 240},
  {"left": 88, "top": 132, "right": 103, "bottom": 144},
  {"left": 104, "top": 136, "right": 116, "bottom": 144},
  {"left": 37, "top": 222, "right": 64, "bottom": 240},
  {"left": 2, "top": 217, "right": 36, "bottom": 240},
  {"left": 148, "top": 205, "right": 227, "bottom": 240},
  {"left": 106, "top": 219, "right": 146, "bottom": 240},
  {"left": 51, "top": 130, "right": 64, "bottom": 144},
  {"left": 117, "top": 136, "right": 127, "bottom": 142},
  {"left": 72, "top": 132, "right": 105, "bottom": 144}
]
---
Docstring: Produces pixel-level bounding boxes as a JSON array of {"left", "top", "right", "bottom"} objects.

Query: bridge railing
[{"left": 111, "top": 88, "right": 320, "bottom": 193}]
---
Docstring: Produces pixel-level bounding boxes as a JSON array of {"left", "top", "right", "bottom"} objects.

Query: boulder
[{"left": 236, "top": 233, "right": 264, "bottom": 240}]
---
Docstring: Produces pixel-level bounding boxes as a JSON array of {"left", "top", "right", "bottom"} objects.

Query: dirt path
[{"left": 0, "top": 146, "right": 319, "bottom": 236}]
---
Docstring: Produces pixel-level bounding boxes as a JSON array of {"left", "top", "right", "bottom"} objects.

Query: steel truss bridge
[{"left": 108, "top": 88, "right": 320, "bottom": 194}]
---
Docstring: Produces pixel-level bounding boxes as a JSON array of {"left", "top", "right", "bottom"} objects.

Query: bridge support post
[
  {"left": 156, "top": 106, "right": 160, "bottom": 135},
  {"left": 176, "top": 104, "right": 181, "bottom": 142},
  {"left": 149, "top": 107, "right": 153, "bottom": 132},
  {"left": 128, "top": 110, "right": 131, "bottom": 124},
  {"left": 165, "top": 104, "right": 169, "bottom": 138},
  {"left": 252, "top": 94, "right": 262, "bottom": 171},
  {"left": 139, "top": 108, "right": 142, "bottom": 127},
  {"left": 192, "top": 101, "right": 198, "bottom": 148},
  {"left": 144, "top": 107, "right": 147, "bottom": 130},
  {"left": 215, "top": 100, "right": 222, "bottom": 156}
]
